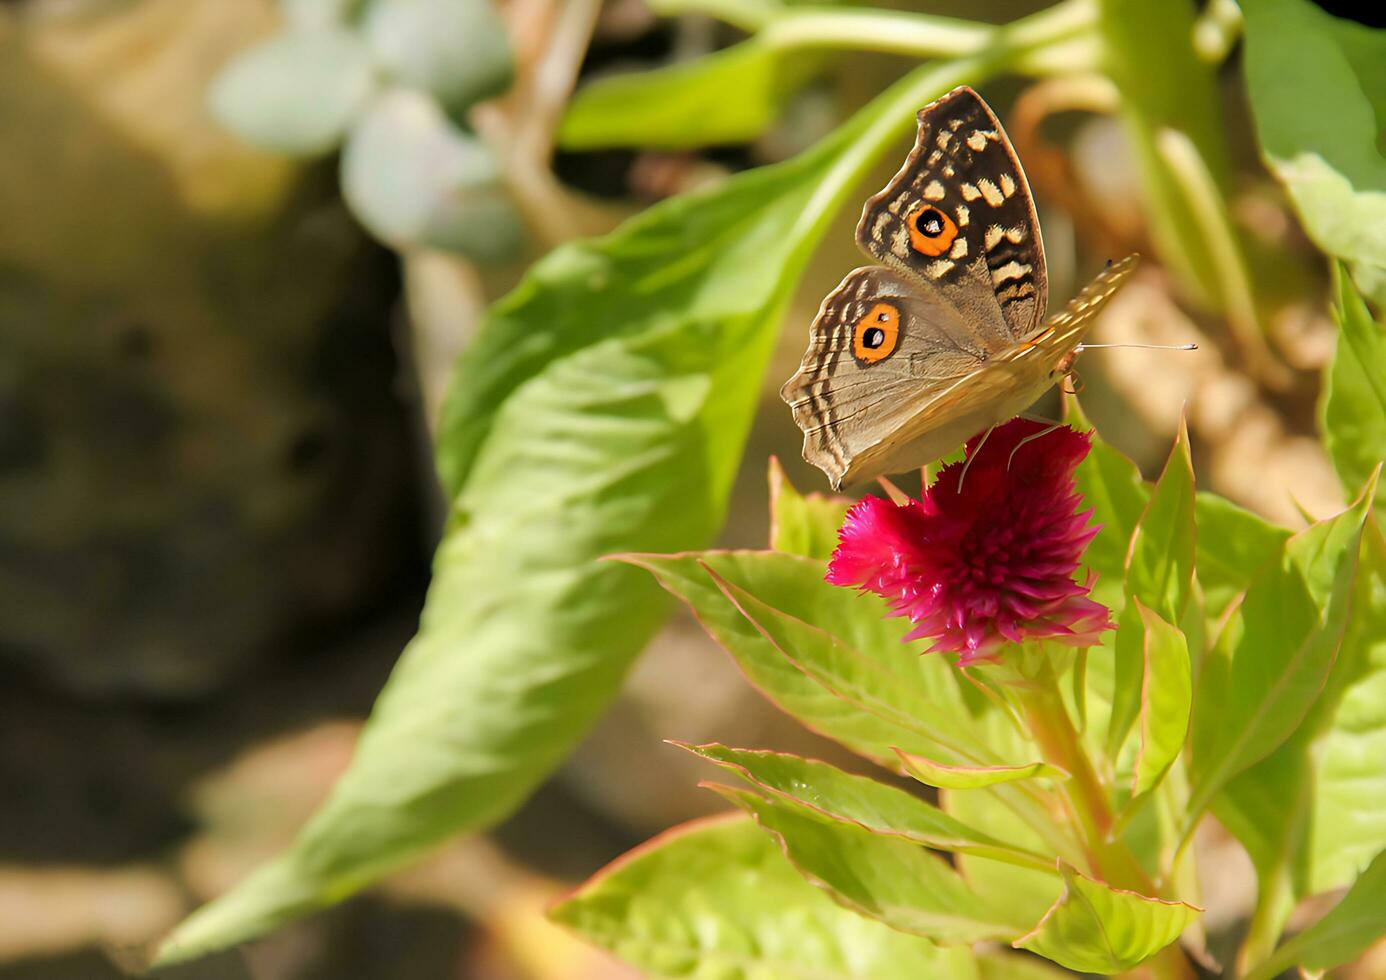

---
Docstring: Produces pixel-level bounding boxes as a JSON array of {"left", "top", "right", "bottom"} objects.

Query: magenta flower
[{"left": 826, "top": 419, "right": 1111, "bottom": 665}]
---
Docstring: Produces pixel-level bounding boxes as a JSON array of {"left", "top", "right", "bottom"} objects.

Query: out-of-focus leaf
[
  {"left": 1323, "top": 263, "right": 1386, "bottom": 505},
  {"left": 1013, "top": 864, "right": 1199, "bottom": 974},
  {"left": 209, "top": 28, "right": 377, "bottom": 156},
  {"left": 1108, "top": 422, "right": 1195, "bottom": 757},
  {"left": 1242, "top": 0, "right": 1386, "bottom": 305},
  {"left": 714, "top": 785, "right": 1027, "bottom": 944},
  {"left": 1244, "top": 848, "right": 1386, "bottom": 980},
  {"left": 1129, "top": 601, "right": 1191, "bottom": 798},
  {"left": 157, "top": 62, "right": 979, "bottom": 964},
  {"left": 1188, "top": 482, "right": 1373, "bottom": 823},
  {"left": 680, "top": 743, "right": 1051, "bottom": 869},
  {"left": 560, "top": 38, "right": 824, "bottom": 150},
  {"left": 341, "top": 89, "right": 522, "bottom": 258},
  {"left": 549, "top": 814, "right": 978, "bottom": 980},
  {"left": 1193, "top": 491, "right": 1290, "bottom": 619},
  {"left": 768, "top": 457, "right": 848, "bottom": 560},
  {"left": 896, "top": 752, "right": 1064, "bottom": 790},
  {"left": 364, "top": 0, "right": 512, "bottom": 113}
]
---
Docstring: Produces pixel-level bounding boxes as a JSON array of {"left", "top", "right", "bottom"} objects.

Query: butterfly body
[{"left": 782, "top": 86, "right": 1137, "bottom": 489}]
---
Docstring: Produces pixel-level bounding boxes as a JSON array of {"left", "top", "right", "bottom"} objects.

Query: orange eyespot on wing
[
  {"left": 852, "top": 302, "right": 901, "bottom": 364},
  {"left": 906, "top": 205, "right": 958, "bottom": 257}
]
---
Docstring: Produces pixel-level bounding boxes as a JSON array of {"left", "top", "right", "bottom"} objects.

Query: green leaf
[
  {"left": 1129, "top": 600, "right": 1191, "bottom": 798},
  {"left": 1245, "top": 848, "right": 1386, "bottom": 980},
  {"left": 341, "top": 89, "right": 523, "bottom": 257},
  {"left": 714, "top": 785, "right": 1027, "bottom": 944},
  {"left": 1242, "top": 0, "right": 1386, "bottom": 305},
  {"left": 896, "top": 752, "right": 1065, "bottom": 791},
  {"left": 1323, "top": 262, "right": 1386, "bottom": 505},
  {"left": 1188, "top": 480, "right": 1374, "bottom": 824},
  {"left": 1193, "top": 491, "right": 1290, "bottom": 619},
  {"left": 1013, "top": 864, "right": 1199, "bottom": 974},
  {"left": 208, "top": 28, "right": 378, "bottom": 156},
  {"left": 768, "top": 457, "right": 849, "bottom": 560},
  {"left": 364, "top": 0, "right": 513, "bottom": 112},
  {"left": 1108, "top": 421, "right": 1195, "bottom": 758},
  {"left": 559, "top": 38, "right": 823, "bottom": 150},
  {"left": 680, "top": 742, "right": 1052, "bottom": 870},
  {"left": 549, "top": 814, "right": 977, "bottom": 980},
  {"left": 157, "top": 60, "right": 984, "bottom": 965}
]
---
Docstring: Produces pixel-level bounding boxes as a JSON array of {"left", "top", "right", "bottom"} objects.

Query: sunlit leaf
[
  {"left": 1242, "top": 0, "right": 1386, "bottom": 305},
  {"left": 1128, "top": 601, "right": 1191, "bottom": 798},
  {"left": 1193, "top": 491, "right": 1290, "bottom": 620},
  {"left": 1322, "top": 262, "right": 1386, "bottom": 507},
  {"left": 680, "top": 742, "right": 1051, "bottom": 870},
  {"left": 157, "top": 61, "right": 982, "bottom": 964},
  {"left": 549, "top": 814, "right": 977, "bottom": 979},
  {"left": 209, "top": 28, "right": 377, "bottom": 156},
  {"left": 896, "top": 752, "right": 1064, "bottom": 790},
  {"left": 1188, "top": 481, "right": 1373, "bottom": 823},
  {"left": 714, "top": 785, "right": 1027, "bottom": 944},
  {"left": 1244, "top": 848, "right": 1386, "bottom": 980},
  {"left": 1108, "top": 421, "right": 1195, "bottom": 757},
  {"left": 560, "top": 38, "right": 823, "bottom": 150},
  {"left": 768, "top": 457, "right": 849, "bottom": 560},
  {"left": 1013, "top": 864, "right": 1199, "bottom": 974}
]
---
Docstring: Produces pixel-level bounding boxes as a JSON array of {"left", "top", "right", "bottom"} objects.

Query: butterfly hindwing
[{"left": 855, "top": 86, "right": 1048, "bottom": 349}]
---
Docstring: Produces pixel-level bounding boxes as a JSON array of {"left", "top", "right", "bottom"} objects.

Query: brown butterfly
[{"left": 781, "top": 85, "right": 1138, "bottom": 490}]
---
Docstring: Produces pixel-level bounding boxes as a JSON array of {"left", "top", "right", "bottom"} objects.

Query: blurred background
[{"left": 0, "top": 0, "right": 1376, "bottom": 977}]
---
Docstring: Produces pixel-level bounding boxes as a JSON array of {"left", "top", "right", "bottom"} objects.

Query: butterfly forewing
[{"left": 855, "top": 86, "right": 1048, "bottom": 350}]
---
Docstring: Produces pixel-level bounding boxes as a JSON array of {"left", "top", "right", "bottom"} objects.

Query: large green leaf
[
  {"left": 1193, "top": 491, "right": 1290, "bottom": 620},
  {"left": 559, "top": 38, "right": 823, "bottom": 150},
  {"left": 1244, "top": 848, "right": 1386, "bottom": 980},
  {"left": 1108, "top": 422, "right": 1195, "bottom": 758},
  {"left": 1188, "top": 483, "right": 1373, "bottom": 825},
  {"left": 208, "top": 28, "right": 378, "bottom": 156},
  {"left": 1013, "top": 864, "right": 1199, "bottom": 974},
  {"left": 157, "top": 60, "right": 982, "bottom": 965},
  {"left": 714, "top": 785, "right": 1026, "bottom": 944},
  {"left": 1322, "top": 262, "right": 1386, "bottom": 505},
  {"left": 1242, "top": 0, "right": 1386, "bottom": 305},
  {"left": 549, "top": 814, "right": 978, "bottom": 980},
  {"left": 680, "top": 742, "right": 1052, "bottom": 870}
]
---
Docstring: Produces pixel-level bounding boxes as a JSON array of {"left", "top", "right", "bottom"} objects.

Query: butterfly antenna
[
  {"left": 956, "top": 425, "right": 996, "bottom": 493},
  {"left": 1075, "top": 342, "right": 1198, "bottom": 351},
  {"left": 1007, "top": 423, "right": 1064, "bottom": 471}
]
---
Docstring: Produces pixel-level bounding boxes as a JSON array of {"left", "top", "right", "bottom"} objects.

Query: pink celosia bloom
[{"left": 826, "top": 418, "right": 1111, "bottom": 666}]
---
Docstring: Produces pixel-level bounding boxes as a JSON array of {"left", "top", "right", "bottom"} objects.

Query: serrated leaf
[
  {"left": 559, "top": 38, "right": 823, "bottom": 150},
  {"left": 209, "top": 28, "right": 377, "bottom": 156},
  {"left": 680, "top": 743, "right": 1051, "bottom": 870},
  {"left": 341, "top": 89, "right": 522, "bottom": 257},
  {"left": 768, "top": 457, "right": 849, "bottom": 560},
  {"left": 1108, "top": 422, "right": 1195, "bottom": 758},
  {"left": 1244, "top": 848, "right": 1386, "bottom": 980},
  {"left": 896, "top": 751, "right": 1064, "bottom": 790},
  {"left": 1129, "top": 600, "right": 1191, "bottom": 798},
  {"left": 1242, "top": 0, "right": 1386, "bottom": 305},
  {"left": 364, "top": 0, "right": 512, "bottom": 112},
  {"left": 714, "top": 785, "right": 1027, "bottom": 944},
  {"left": 1323, "top": 262, "right": 1386, "bottom": 506},
  {"left": 1013, "top": 864, "right": 1199, "bottom": 974},
  {"left": 1188, "top": 480, "right": 1374, "bottom": 823},
  {"left": 549, "top": 814, "right": 976, "bottom": 980},
  {"left": 157, "top": 62, "right": 981, "bottom": 964}
]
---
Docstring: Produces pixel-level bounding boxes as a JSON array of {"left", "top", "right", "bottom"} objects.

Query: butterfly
[{"left": 781, "top": 85, "right": 1138, "bottom": 490}]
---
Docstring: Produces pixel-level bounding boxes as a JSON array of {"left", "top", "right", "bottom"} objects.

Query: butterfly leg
[
  {"left": 1006, "top": 422, "right": 1065, "bottom": 471},
  {"left": 955, "top": 425, "right": 997, "bottom": 493}
]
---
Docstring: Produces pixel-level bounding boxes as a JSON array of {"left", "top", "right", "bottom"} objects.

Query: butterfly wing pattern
[{"left": 781, "top": 85, "right": 1137, "bottom": 489}]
